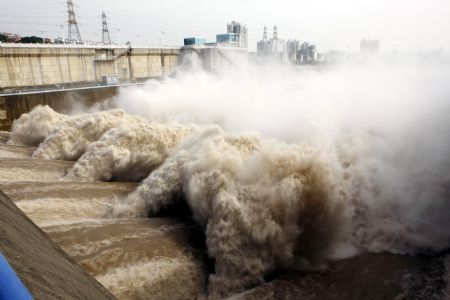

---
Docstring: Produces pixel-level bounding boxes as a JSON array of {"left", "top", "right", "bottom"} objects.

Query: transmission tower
[
  {"left": 273, "top": 25, "right": 278, "bottom": 40},
  {"left": 67, "top": 0, "right": 81, "bottom": 43},
  {"left": 101, "top": 11, "right": 111, "bottom": 44},
  {"left": 263, "top": 26, "right": 267, "bottom": 41}
]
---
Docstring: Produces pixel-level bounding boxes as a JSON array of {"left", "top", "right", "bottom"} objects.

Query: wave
[
  {"left": 8, "top": 59, "right": 450, "bottom": 298},
  {"left": 8, "top": 105, "right": 70, "bottom": 146},
  {"left": 32, "top": 109, "right": 145, "bottom": 161},
  {"left": 64, "top": 122, "right": 193, "bottom": 182}
]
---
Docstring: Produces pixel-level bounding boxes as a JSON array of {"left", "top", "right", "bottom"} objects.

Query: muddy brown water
[
  {"left": 0, "top": 141, "right": 448, "bottom": 300},
  {"left": 0, "top": 144, "right": 35, "bottom": 159},
  {"left": 0, "top": 155, "right": 208, "bottom": 299},
  {"left": 0, "top": 158, "right": 74, "bottom": 181},
  {"left": 0, "top": 131, "right": 9, "bottom": 144}
]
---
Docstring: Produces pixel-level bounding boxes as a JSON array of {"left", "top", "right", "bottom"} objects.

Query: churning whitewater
[{"left": 9, "top": 90, "right": 450, "bottom": 298}]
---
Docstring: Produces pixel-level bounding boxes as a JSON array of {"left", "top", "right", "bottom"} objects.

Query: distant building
[
  {"left": 216, "top": 33, "right": 241, "bottom": 45},
  {"left": 185, "top": 21, "right": 247, "bottom": 49},
  {"left": 297, "top": 42, "right": 317, "bottom": 63},
  {"left": 257, "top": 26, "right": 287, "bottom": 62},
  {"left": 360, "top": 39, "right": 380, "bottom": 56},
  {"left": 216, "top": 21, "right": 248, "bottom": 49},
  {"left": 227, "top": 21, "right": 248, "bottom": 49},
  {"left": 286, "top": 40, "right": 301, "bottom": 61},
  {"left": 54, "top": 37, "right": 65, "bottom": 44},
  {"left": 184, "top": 37, "right": 207, "bottom": 46},
  {"left": 0, "top": 32, "right": 21, "bottom": 43},
  {"left": 257, "top": 27, "right": 320, "bottom": 64}
]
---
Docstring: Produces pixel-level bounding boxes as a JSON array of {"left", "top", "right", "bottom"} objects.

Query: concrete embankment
[
  {"left": 0, "top": 191, "right": 116, "bottom": 300},
  {"left": 0, "top": 132, "right": 115, "bottom": 300}
]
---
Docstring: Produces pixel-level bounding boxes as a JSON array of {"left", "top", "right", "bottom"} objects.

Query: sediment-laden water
[{"left": 3, "top": 58, "right": 450, "bottom": 299}]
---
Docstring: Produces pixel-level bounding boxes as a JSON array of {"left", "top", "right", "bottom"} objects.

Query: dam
[
  {"left": 0, "top": 43, "right": 449, "bottom": 299},
  {"left": 0, "top": 43, "right": 180, "bottom": 129},
  {"left": 0, "top": 43, "right": 247, "bottom": 130}
]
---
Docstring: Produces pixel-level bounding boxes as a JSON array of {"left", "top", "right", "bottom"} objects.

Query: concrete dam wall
[
  {"left": 0, "top": 44, "right": 180, "bottom": 91},
  {"left": 0, "top": 44, "right": 181, "bottom": 129},
  {"left": 0, "top": 44, "right": 247, "bottom": 130}
]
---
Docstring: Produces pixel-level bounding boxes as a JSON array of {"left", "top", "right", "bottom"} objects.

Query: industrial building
[
  {"left": 257, "top": 26, "right": 287, "bottom": 62},
  {"left": 256, "top": 26, "right": 318, "bottom": 64}
]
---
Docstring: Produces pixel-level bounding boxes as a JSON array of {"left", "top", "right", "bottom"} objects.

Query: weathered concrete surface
[
  {"left": 181, "top": 47, "right": 248, "bottom": 75},
  {"left": 0, "top": 192, "right": 116, "bottom": 300},
  {"left": 3, "top": 86, "right": 118, "bottom": 121},
  {"left": 0, "top": 45, "right": 180, "bottom": 90}
]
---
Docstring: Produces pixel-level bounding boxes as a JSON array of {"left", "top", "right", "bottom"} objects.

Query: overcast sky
[{"left": 1, "top": 0, "right": 450, "bottom": 52}]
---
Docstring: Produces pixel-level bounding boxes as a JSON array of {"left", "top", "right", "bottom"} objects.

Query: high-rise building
[
  {"left": 286, "top": 40, "right": 301, "bottom": 61},
  {"left": 360, "top": 39, "right": 380, "bottom": 56},
  {"left": 216, "top": 21, "right": 248, "bottom": 49},
  {"left": 227, "top": 21, "right": 248, "bottom": 49},
  {"left": 298, "top": 42, "right": 317, "bottom": 63}
]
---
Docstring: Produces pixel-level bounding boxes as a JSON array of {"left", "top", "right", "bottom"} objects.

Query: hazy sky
[{"left": 1, "top": 0, "right": 449, "bottom": 52}]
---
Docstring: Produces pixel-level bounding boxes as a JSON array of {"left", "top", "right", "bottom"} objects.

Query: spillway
[
  {"left": 0, "top": 130, "right": 448, "bottom": 300},
  {"left": 0, "top": 131, "right": 208, "bottom": 299}
]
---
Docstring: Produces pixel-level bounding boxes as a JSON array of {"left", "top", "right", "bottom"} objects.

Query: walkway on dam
[{"left": 0, "top": 131, "right": 448, "bottom": 299}]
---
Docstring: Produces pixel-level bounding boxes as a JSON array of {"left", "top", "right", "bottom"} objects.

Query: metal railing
[
  {"left": 0, "top": 42, "right": 181, "bottom": 50},
  {"left": 0, "top": 82, "right": 146, "bottom": 97}
]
